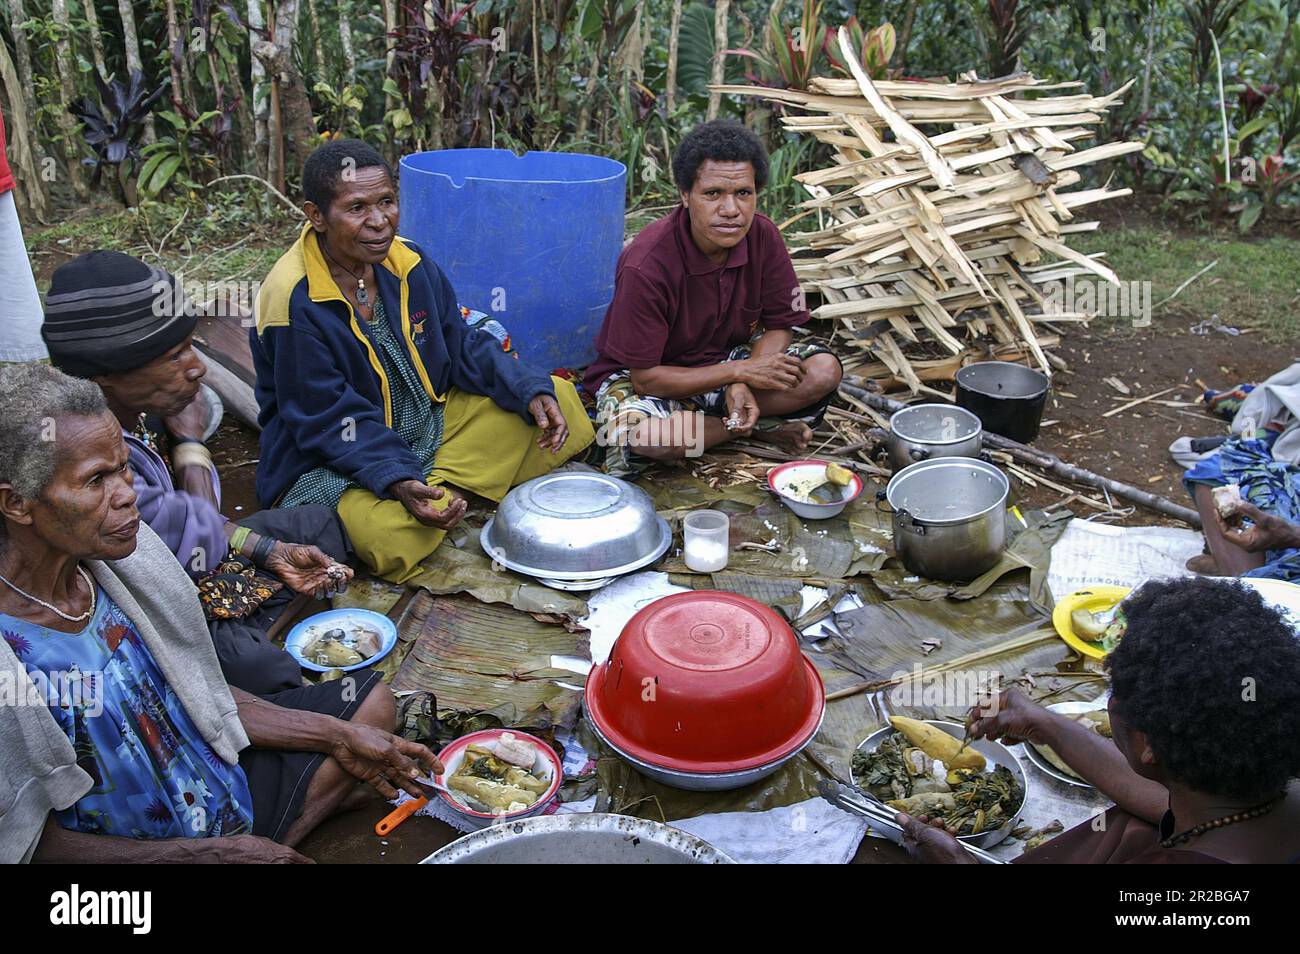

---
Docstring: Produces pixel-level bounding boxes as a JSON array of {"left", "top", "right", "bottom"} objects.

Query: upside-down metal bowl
[
  {"left": 853, "top": 720, "right": 1028, "bottom": 850},
  {"left": 420, "top": 814, "right": 735, "bottom": 864},
  {"left": 481, "top": 472, "right": 671, "bottom": 580}
]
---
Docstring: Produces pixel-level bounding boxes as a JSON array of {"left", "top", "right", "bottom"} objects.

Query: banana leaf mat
[
  {"left": 590, "top": 502, "right": 1103, "bottom": 839},
  {"left": 391, "top": 592, "right": 591, "bottom": 733}
]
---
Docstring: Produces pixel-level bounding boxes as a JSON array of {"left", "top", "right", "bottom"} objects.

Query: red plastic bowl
[{"left": 584, "top": 591, "right": 825, "bottom": 774}]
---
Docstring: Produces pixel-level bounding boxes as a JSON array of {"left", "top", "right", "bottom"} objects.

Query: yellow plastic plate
[{"left": 1052, "top": 585, "right": 1131, "bottom": 660}]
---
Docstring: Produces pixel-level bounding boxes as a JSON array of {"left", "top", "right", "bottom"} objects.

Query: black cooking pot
[{"left": 955, "top": 361, "right": 1050, "bottom": 444}]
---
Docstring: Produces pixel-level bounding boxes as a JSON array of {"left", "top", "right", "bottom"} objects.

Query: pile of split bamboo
[{"left": 714, "top": 28, "right": 1144, "bottom": 391}]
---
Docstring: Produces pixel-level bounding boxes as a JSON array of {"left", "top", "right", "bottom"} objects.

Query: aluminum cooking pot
[
  {"left": 887, "top": 403, "right": 983, "bottom": 472},
  {"left": 885, "top": 457, "right": 1010, "bottom": 581}
]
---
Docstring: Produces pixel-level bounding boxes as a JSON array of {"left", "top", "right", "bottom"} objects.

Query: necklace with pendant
[
  {"left": 320, "top": 240, "right": 370, "bottom": 306},
  {"left": 133, "top": 412, "right": 159, "bottom": 450},
  {"left": 0, "top": 565, "right": 97, "bottom": 624}
]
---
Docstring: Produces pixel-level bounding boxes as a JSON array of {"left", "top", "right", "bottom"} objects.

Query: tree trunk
[
  {"left": 255, "top": 0, "right": 316, "bottom": 192},
  {"left": 6, "top": 0, "right": 42, "bottom": 154},
  {"left": 164, "top": 0, "right": 192, "bottom": 110},
  {"left": 1140, "top": 0, "right": 1156, "bottom": 117},
  {"left": 247, "top": 0, "right": 269, "bottom": 176},
  {"left": 383, "top": 0, "right": 399, "bottom": 119},
  {"left": 0, "top": 34, "right": 49, "bottom": 221},
  {"left": 575, "top": 44, "right": 600, "bottom": 142},
  {"left": 707, "top": 0, "right": 730, "bottom": 120},
  {"left": 891, "top": 0, "right": 918, "bottom": 72},
  {"left": 307, "top": 0, "right": 327, "bottom": 79},
  {"left": 81, "top": 0, "right": 109, "bottom": 79},
  {"left": 665, "top": 0, "right": 683, "bottom": 114},
  {"left": 338, "top": 0, "right": 357, "bottom": 88},
  {"left": 49, "top": 0, "right": 88, "bottom": 195},
  {"left": 116, "top": 0, "right": 156, "bottom": 143}
]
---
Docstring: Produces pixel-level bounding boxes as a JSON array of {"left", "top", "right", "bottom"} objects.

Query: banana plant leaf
[
  {"left": 391, "top": 594, "right": 591, "bottom": 732},
  {"left": 668, "top": 571, "right": 807, "bottom": 622},
  {"left": 804, "top": 581, "right": 1107, "bottom": 788},
  {"left": 866, "top": 509, "right": 1072, "bottom": 613},
  {"left": 329, "top": 576, "right": 406, "bottom": 616},
  {"left": 407, "top": 532, "right": 589, "bottom": 618},
  {"left": 638, "top": 470, "right": 769, "bottom": 512},
  {"left": 576, "top": 722, "right": 824, "bottom": 822}
]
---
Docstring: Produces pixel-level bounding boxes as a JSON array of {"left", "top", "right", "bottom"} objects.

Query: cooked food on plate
[
  {"left": 1070, "top": 606, "right": 1127, "bottom": 652},
  {"left": 301, "top": 623, "right": 385, "bottom": 668},
  {"left": 1032, "top": 710, "right": 1112, "bottom": 781},
  {"left": 447, "top": 732, "right": 551, "bottom": 813},
  {"left": 852, "top": 721, "right": 1023, "bottom": 837}
]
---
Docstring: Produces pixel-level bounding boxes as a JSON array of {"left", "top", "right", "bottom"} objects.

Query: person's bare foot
[
  {"left": 1186, "top": 552, "right": 1222, "bottom": 575},
  {"left": 751, "top": 421, "right": 813, "bottom": 454}
]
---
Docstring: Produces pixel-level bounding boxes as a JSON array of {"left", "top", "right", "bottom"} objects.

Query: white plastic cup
[{"left": 683, "top": 509, "right": 729, "bottom": 573}]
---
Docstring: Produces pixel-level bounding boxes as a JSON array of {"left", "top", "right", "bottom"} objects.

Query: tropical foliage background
[{"left": 3, "top": 0, "right": 1298, "bottom": 232}]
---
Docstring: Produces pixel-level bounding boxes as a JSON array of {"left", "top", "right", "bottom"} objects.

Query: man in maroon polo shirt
[{"left": 584, "top": 120, "right": 842, "bottom": 478}]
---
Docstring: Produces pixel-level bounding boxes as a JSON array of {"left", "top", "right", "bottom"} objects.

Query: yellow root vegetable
[
  {"left": 1070, "top": 608, "right": 1107, "bottom": 640},
  {"left": 825, "top": 462, "right": 853, "bottom": 486},
  {"left": 888, "top": 716, "right": 986, "bottom": 771}
]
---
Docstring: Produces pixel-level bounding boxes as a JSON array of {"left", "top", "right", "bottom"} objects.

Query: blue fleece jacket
[{"left": 251, "top": 225, "right": 556, "bottom": 507}]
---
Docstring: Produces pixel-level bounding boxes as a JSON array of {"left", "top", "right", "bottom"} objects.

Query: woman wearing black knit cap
[
  {"left": 898, "top": 576, "right": 1300, "bottom": 864},
  {"left": 40, "top": 250, "right": 356, "bottom": 697}
]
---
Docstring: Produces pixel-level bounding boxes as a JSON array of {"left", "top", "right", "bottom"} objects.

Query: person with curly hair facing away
[
  {"left": 584, "top": 119, "right": 842, "bottom": 478},
  {"left": 896, "top": 576, "right": 1300, "bottom": 864}
]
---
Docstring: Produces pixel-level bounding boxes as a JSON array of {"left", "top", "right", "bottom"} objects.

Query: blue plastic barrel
[{"left": 397, "top": 150, "right": 627, "bottom": 372}]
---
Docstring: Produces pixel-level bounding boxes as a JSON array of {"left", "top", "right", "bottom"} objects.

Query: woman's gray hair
[{"left": 0, "top": 362, "right": 110, "bottom": 500}]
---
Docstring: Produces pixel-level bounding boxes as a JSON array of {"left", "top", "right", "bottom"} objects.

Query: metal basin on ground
[
  {"left": 481, "top": 471, "right": 671, "bottom": 580},
  {"left": 421, "top": 813, "right": 735, "bottom": 863}
]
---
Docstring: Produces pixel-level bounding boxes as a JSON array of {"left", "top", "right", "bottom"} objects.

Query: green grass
[
  {"left": 1073, "top": 228, "right": 1300, "bottom": 340},
  {"left": 26, "top": 192, "right": 302, "bottom": 289}
]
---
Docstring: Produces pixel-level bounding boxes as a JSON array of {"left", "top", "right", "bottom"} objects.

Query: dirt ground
[{"left": 1005, "top": 317, "right": 1295, "bottom": 524}]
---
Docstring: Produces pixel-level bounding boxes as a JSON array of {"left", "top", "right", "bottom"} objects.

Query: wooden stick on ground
[
  {"left": 841, "top": 379, "right": 1203, "bottom": 528},
  {"left": 1101, "top": 385, "right": 1182, "bottom": 418}
]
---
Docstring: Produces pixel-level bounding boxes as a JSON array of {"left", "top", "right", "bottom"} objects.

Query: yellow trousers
[{"left": 338, "top": 377, "right": 594, "bottom": 583}]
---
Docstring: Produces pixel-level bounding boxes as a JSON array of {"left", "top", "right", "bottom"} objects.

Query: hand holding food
[
  {"left": 1213, "top": 498, "right": 1300, "bottom": 553},
  {"left": 895, "top": 812, "right": 978, "bottom": 864},
  {"left": 528, "top": 393, "right": 569, "bottom": 452},
  {"left": 391, "top": 478, "right": 468, "bottom": 530},
  {"left": 264, "top": 541, "right": 353, "bottom": 600},
  {"left": 724, "top": 383, "right": 759, "bottom": 436},
  {"left": 965, "top": 688, "right": 1049, "bottom": 746}
]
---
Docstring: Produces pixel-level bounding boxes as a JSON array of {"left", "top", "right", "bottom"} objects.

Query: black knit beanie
[{"left": 41, "top": 250, "right": 198, "bottom": 378}]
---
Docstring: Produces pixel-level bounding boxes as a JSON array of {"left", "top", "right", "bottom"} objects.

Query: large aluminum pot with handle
[
  {"left": 886, "top": 403, "right": 983, "bottom": 472},
  {"left": 885, "top": 457, "right": 1009, "bottom": 581}
]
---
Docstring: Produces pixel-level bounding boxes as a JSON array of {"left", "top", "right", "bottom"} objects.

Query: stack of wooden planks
[{"left": 713, "top": 27, "right": 1143, "bottom": 389}]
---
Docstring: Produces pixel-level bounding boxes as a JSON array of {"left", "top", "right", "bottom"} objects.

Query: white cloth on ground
[{"left": 1229, "top": 362, "right": 1300, "bottom": 465}]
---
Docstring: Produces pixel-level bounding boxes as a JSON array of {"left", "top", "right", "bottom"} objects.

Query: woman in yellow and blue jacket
[{"left": 251, "top": 140, "right": 593, "bottom": 583}]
